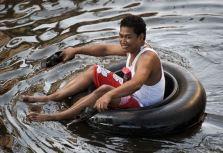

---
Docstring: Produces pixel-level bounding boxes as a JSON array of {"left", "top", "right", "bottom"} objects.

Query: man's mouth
[{"left": 121, "top": 45, "right": 128, "bottom": 49}]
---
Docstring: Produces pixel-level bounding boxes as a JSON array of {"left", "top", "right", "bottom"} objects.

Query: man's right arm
[{"left": 62, "top": 44, "right": 125, "bottom": 62}]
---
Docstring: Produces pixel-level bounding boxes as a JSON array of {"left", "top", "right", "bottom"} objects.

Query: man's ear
[{"left": 139, "top": 33, "right": 145, "bottom": 42}]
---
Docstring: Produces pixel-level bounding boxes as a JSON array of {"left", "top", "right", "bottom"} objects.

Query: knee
[
  {"left": 82, "top": 65, "right": 96, "bottom": 80},
  {"left": 86, "top": 65, "right": 95, "bottom": 75}
]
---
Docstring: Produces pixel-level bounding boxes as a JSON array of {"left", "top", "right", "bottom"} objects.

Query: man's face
[{"left": 119, "top": 26, "right": 143, "bottom": 53}]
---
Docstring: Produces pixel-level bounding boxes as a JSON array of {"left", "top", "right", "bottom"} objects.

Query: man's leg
[
  {"left": 27, "top": 85, "right": 118, "bottom": 122},
  {"left": 22, "top": 66, "right": 96, "bottom": 103}
]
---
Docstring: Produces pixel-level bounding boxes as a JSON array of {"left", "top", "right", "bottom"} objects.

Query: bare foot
[
  {"left": 21, "top": 95, "right": 37, "bottom": 103},
  {"left": 27, "top": 112, "right": 53, "bottom": 122},
  {"left": 21, "top": 95, "right": 49, "bottom": 103}
]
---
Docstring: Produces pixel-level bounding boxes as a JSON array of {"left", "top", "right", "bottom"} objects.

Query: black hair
[{"left": 120, "top": 14, "right": 146, "bottom": 40}]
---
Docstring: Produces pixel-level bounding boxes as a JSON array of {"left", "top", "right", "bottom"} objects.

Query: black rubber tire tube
[{"left": 86, "top": 61, "right": 206, "bottom": 136}]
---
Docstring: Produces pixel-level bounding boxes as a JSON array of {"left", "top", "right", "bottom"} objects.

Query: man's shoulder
[
  {"left": 141, "top": 50, "right": 158, "bottom": 60},
  {"left": 136, "top": 50, "right": 160, "bottom": 69}
]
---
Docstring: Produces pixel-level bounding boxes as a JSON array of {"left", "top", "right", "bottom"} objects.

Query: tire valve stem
[{"left": 122, "top": 67, "right": 131, "bottom": 83}]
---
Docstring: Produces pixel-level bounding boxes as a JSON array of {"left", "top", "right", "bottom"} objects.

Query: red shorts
[{"left": 93, "top": 65, "right": 140, "bottom": 109}]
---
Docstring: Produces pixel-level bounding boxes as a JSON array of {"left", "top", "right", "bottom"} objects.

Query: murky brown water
[{"left": 0, "top": 0, "right": 223, "bottom": 152}]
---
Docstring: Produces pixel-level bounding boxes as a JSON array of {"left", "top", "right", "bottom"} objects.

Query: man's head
[
  {"left": 120, "top": 15, "right": 146, "bottom": 40},
  {"left": 119, "top": 15, "right": 147, "bottom": 53}
]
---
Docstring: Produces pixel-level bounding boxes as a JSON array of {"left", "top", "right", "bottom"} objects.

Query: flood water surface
[{"left": 0, "top": 0, "right": 223, "bottom": 152}]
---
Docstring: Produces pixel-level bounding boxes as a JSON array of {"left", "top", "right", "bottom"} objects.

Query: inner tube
[{"left": 86, "top": 61, "right": 206, "bottom": 136}]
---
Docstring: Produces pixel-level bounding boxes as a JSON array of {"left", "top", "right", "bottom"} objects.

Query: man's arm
[
  {"left": 62, "top": 44, "right": 125, "bottom": 62},
  {"left": 94, "top": 52, "right": 157, "bottom": 111},
  {"left": 108, "top": 52, "right": 156, "bottom": 98}
]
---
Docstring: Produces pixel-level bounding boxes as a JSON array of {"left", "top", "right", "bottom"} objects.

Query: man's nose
[{"left": 120, "top": 37, "right": 127, "bottom": 43}]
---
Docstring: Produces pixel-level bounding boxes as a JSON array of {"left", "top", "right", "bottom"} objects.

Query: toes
[
  {"left": 27, "top": 112, "right": 39, "bottom": 121},
  {"left": 21, "top": 95, "right": 32, "bottom": 102},
  {"left": 21, "top": 95, "right": 27, "bottom": 101},
  {"left": 21, "top": 95, "right": 36, "bottom": 103},
  {"left": 27, "top": 112, "right": 49, "bottom": 122}
]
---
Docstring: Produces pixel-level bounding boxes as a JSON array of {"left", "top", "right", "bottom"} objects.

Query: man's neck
[{"left": 131, "top": 42, "right": 145, "bottom": 56}]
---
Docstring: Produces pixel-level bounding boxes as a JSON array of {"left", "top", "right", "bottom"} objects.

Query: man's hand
[
  {"left": 94, "top": 94, "right": 112, "bottom": 112},
  {"left": 61, "top": 47, "right": 77, "bottom": 62}
]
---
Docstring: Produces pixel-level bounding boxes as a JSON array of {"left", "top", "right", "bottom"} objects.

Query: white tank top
[{"left": 126, "top": 45, "right": 165, "bottom": 107}]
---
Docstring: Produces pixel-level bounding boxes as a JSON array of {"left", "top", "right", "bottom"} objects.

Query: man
[{"left": 22, "top": 14, "right": 165, "bottom": 122}]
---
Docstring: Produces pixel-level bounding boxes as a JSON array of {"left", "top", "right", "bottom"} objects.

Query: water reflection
[{"left": 0, "top": 0, "right": 223, "bottom": 152}]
